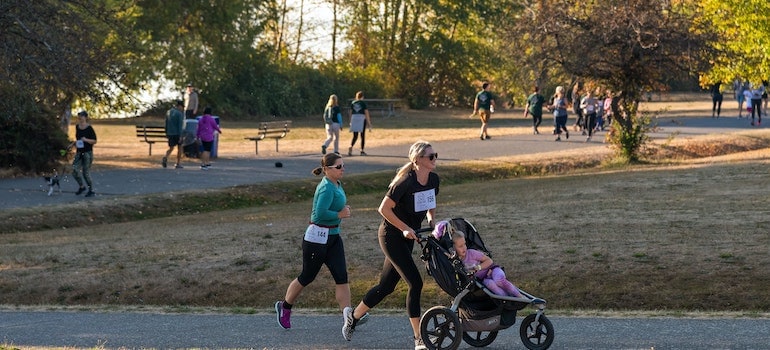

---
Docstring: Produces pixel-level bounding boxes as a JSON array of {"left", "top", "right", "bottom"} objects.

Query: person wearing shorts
[
  {"left": 275, "top": 153, "right": 354, "bottom": 341},
  {"left": 474, "top": 82, "right": 495, "bottom": 140},
  {"left": 163, "top": 100, "right": 185, "bottom": 169},
  {"left": 195, "top": 107, "right": 221, "bottom": 170}
]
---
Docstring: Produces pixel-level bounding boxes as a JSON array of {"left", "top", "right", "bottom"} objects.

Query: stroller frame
[{"left": 417, "top": 218, "right": 554, "bottom": 350}]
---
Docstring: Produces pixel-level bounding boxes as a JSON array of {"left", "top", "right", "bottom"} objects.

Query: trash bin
[
  {"left": 182, "top": 119, "right": 199, "bottom": 158},
  {"left": 196, "top": 116, "right": 220, "bottom": 158}
]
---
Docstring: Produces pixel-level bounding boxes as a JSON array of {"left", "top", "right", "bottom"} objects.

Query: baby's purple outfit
[{"left": 462, "top": 248, "right": 522, "bottom": 297}]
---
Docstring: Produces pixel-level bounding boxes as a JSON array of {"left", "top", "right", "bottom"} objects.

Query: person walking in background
[
  {"left": 196, "top": 107, "right": 221, "bottom": 170},
  {"left": 275, "top": 153, "right": 355, "bottom": 341},
  {"left": 163, "top": 100, "right": 185, "bottom": 169},
  {"left": 322, "top": 94, "right": 342, "bottom": 155},
  {"left": 552, "top": 86, "right": 569, "bottom": 141},
  {"left": 571, "top": 83, "right": 584, "bottom": 133},
  {"left": 473, "top": 82, "right": 495, "bottom": 140},
  {"left": 523, "top": 86, "right": 545, "bottom": 134},
  {"left": 737, "top": 80, "right": 748, "bottom": 118},
  {"left": 184, "top": 84, "right": 199, "bottom": 119},
  {"left": 70, "top": 110, "right": 97, "bottom": 197},
  {"left": 750, "top": 82, "right": 764, "bottom": 126},
  {"left": 742, "top": 87, "right": 754, "bottom": 121},
  {"left": 580, "top": 89, "right": 598, "bottom": 142},
  {"left": 345, "top": 141, "right": 439, "bottom": 350},
  {"left": 602, "top": 90, "right": 613, "bottom": 129},
  {"left": 710, "top": 82, "right": 723, "bottom": 118},
  {"left": 348, "top": 91, "right": 372, "bottom": 156}
]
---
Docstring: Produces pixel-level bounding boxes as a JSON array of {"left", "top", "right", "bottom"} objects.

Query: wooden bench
[
  {"left": 244, "top": 120, "right": 292, "bottom": 155},
  {"left": 135, "top": 125, "right": 167, "bottom": 156}
]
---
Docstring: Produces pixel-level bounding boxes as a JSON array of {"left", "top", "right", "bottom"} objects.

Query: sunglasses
[
  {"left": 422, "top": 153, "right": 438, "bottom": 161},
  {"left": 327, "top": 163, "right": 344, "bottom": 170}
]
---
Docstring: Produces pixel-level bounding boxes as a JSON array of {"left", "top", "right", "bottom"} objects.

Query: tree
[
  {"left": 337, "top": 0, "right": 516, "bottom": 108},
  {"left": 698, "top": 0, "right": 770, "bottom": 87},
  {"left": 0, "top": 0, "right": 135, "bottom": 173},
  {"left": 510, "top": 0, "right": 717, "bottom": 162}
]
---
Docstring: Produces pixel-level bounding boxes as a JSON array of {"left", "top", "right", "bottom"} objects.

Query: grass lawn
[{"left": 1, "top": 93, "right": 770, "bottom": 315}]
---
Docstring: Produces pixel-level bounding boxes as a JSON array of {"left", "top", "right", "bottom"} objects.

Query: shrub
[{"left": 0, "top": 86, "right": 70, "bottom": 174}]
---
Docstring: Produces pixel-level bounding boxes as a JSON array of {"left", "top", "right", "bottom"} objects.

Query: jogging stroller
[{"left": 417, "top": 218, "right": 554, "bottom": 350}]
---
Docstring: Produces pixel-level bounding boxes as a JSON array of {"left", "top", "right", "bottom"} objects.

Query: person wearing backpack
[
  {"left": 322, "top": 94, "right": 342, "bottom": 154},
  {"left": 523, "top": 86, "right": 545, "bottom": 134}
]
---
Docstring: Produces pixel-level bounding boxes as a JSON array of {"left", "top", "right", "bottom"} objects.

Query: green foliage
[
  {"left": 698, "top": 0, "right": 770, "bottom": 86},
  {"left": 608, "top": 112, "right": 654, "bottom": 163},
  {"left": 0, "top": 87, "right": 70, "bottom": 174}
]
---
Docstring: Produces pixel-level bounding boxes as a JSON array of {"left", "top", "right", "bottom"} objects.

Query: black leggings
[
  {"left": 350, "top": 123, "right": 367, "bottom": 150},
  {"left": 362, "top": 227, "right": 423, "bottom": 318},
  {"left": 584, "top": 112, "right": 597, "bottom": 136},
  {"left": 712, "top": 95, "right": 723, "bottom": 116},
  {"left": 532, "top": 114, "right": 542, "bottom": 129},
  {"left": 297, "top": 234, "right": 348, "bottom": 286},
  {"left": 751, "top": 98, "right": 762, "bottom": 121}
]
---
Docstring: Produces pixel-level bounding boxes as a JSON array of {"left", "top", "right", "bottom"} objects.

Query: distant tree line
[{"left": 2, "top": 0, "right": 768, "bottom": 172}]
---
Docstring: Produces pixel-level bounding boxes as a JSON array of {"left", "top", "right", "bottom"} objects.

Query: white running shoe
[{"left": 342, "top": 306, "right": 354, "bottom": 341}]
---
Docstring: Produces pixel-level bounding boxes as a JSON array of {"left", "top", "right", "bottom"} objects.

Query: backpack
[{"left": 323, "top": 107, "right": 333, "bottom": 124}]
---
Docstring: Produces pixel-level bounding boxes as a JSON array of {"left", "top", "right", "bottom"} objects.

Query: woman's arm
[{"left": 378, "top": 196, "right": 416, "bottom": 239}]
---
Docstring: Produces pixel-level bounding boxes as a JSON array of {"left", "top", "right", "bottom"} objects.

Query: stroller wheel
[
  {"left": 519, "top": 313, "right": 554, "bottom": 350},
  {"left": 462, "top": 331, "right": 497, "bottom": 347},
  {"left": 420, "top": 306, "right": 462, "bottom": 350}
]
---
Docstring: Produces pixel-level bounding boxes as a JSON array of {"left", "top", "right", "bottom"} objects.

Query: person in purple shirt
[{"left": 195, "top": 107, "right": 222, "bottom": 170}]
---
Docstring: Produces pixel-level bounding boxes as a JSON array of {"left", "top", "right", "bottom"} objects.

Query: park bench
[
  {"left": 135, "top": 125, "right": 167, "bottom": 156},
  {"left": 244, "top": 120, "right": 292, "bottom": 155}
]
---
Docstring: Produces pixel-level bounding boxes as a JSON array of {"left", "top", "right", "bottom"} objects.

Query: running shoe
[
  {"left": 414, "top": 336, "right": 427, "bottom": 350},
  {"left": 357, "top": 312, "right": 370, "bottom": 326},
  {"left": 342, "top": 306, "right": 354, "bottom": 341},
  {"left": 275, "top": 301, "right": 291, "bottom": 329}
]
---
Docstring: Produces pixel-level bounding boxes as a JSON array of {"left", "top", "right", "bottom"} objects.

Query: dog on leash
[{"left": 44, "top": 169, "right": 62, "bottom": 196}]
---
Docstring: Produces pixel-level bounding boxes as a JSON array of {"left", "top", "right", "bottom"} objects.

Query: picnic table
[{"left": 346, "top": 98, "right": 403, "bottom": 117}]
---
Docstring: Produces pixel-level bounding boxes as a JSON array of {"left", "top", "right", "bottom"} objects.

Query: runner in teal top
[
  {"left": 276, "top": 153, "right": 355, "bottom": 340},
  {"left": 310, "top": 172, "right": 347, "bottom": 235}
]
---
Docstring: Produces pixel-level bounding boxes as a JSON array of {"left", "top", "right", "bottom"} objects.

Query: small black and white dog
[{"left": 44, "top": 169, "right": 62, "bottom": 196}]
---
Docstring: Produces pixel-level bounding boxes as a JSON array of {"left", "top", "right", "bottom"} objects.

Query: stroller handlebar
[{"left": 414, "top": 227, "right": 435, "bottom": 242}]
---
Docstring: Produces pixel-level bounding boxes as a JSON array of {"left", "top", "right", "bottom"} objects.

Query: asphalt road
[{"left": 2, "top": 310, "right": 770, "bottom": 349}]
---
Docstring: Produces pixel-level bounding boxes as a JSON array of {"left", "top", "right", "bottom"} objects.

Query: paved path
[
  {"left": 0, "top": 116, "right": 761, "bottom": 210},
  {"left": 2, "top": 310, "right": 770, "bottom": 349}
]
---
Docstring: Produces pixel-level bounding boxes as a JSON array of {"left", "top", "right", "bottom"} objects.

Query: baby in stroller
[
  {"left": 451, "top": 231, "right": 523, "bottom": 298},
  {"left": 420, "top": 218, "right": 553, "bottom": 350}
]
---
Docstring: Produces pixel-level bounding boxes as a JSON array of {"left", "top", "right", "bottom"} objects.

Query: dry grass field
[{"left": 1, "top": 93, "right": 770, "bottom": 315}]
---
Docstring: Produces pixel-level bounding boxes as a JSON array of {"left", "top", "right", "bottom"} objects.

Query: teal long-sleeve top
[{"left": 310, "top": 177, "right": 346, "bottom": 235}]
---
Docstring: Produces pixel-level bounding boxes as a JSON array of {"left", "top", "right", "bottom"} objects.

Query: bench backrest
[
  {"left": 136, "top": 125, "right": 166, "bottom": 140},
  {"left": 258, "top": 120, "right": 291, "bottom": 138}
]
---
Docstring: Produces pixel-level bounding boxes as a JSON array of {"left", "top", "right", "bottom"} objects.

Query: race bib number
[
  {"left": 304, "top": 224, "right": 329, "bottom": 244},
  {"left": 76, "top": 140, "right": 85, "bottom": 149},
  {"left": 414, "top": 189, "right": 436, "bottom": 212}
]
